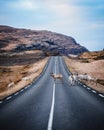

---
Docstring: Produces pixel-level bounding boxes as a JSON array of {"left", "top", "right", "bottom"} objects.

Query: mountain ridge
[{"left": 0, "top": 25, "right": 89, "bottom": 55}]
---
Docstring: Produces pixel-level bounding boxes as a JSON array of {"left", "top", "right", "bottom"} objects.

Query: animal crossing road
[{"left": 0, "top": 56, "right": 104, "bottom": 130}]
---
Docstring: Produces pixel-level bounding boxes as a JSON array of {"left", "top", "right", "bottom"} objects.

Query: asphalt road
[{"left": 0, "top": 56, "right": 104, "bottom": 130}]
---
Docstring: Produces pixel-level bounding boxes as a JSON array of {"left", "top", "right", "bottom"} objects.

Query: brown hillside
[{"left": 0, "top": 25, "right": 88, "bottom": 55}]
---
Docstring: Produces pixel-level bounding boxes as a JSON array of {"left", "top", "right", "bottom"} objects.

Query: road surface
[{"left": 0, "top": 56, "right": 104, "bottom": 130}]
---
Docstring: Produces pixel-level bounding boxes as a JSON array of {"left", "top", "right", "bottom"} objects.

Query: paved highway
[{"left": 0, "top": 56, "right": 104, "bottom": 130}]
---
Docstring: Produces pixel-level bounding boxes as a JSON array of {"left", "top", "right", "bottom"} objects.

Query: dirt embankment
[
  {"left": 64, "top": 52, "right": 104, "bottom": 93},
  {"left": 0, "top": 50, "right": 48, "bottom": 100}
]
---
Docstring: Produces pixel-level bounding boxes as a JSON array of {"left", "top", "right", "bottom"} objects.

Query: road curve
[{"left": 0, "top": 56, "right": 104, "bottom": 130}]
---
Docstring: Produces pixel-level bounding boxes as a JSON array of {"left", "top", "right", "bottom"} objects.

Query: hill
[{"left": 0, "top": 25, "right": 88, "bottom": 55}]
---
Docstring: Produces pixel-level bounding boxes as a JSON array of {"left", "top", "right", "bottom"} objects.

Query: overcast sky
[{"left": 0, "top": 0, "right": 104, "bottom": 51}]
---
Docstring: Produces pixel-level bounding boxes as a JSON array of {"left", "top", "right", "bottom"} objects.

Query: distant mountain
[{"left": 0, "top": 25, "right": 89, "bottom": 55}]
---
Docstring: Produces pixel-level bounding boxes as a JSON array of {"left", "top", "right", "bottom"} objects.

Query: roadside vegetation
[
  {"left": 64, "top": 50, "right": 104, "bottom": 93},
  {"left": 0, "top": 50, "right": 48, "bottom": 100}
]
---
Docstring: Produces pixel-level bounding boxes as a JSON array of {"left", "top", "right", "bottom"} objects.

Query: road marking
[
  {"left": 92, "top": 90, "right": 96, "bottom": 93},
  {"left": 47, "top": 57, "right": 56, "bottom": 130},
  {"left": 0, "top": 101, "right": 3, "bottom": 104},
  {"left": 25, "top": 86, "right": 28, "bottom": 89},
  {"left": 83, "top": 85, "right": 86, "bottom": 87},
  {"left": 14, "top": 92, "right": 19, "bottom": 96},
  {"left": 47, "top": 83, "right": 55, "bottom": 130},
  {"left": 6, "top": 96, "right": 12, "bottom": 100},
  {"left": 87, "top": 87, "right": 91, "bottom": 90},
  {"left": 27, "top": 85, "right": 30, "bottom": 88},
  {"left": 55, "top": 57, "right": 57, "bottom": 74},
  {"left": 20, "top": 89, "right": 23, "bottom": 92},
  {"left": 98, "top": 94, "right": 104, "bottom": 98}
]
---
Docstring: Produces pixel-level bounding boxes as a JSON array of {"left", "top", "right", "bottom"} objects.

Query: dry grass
[
  {"left": 0, "top": 50, "right": 48, "bottom": 100},
  {"left": 79, "top": 50, "right": 104, "bottom": 61},
  {"left": 64, "top": 56, "right": 104, "bottom": 93}
]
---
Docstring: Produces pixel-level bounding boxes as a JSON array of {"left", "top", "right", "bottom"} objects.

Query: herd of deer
[
  {"left": 50, "top": 72, "right": 98, "bottom": 86},
  {"left": 7, "top": 72, "right": 98, "bottom": 89}
]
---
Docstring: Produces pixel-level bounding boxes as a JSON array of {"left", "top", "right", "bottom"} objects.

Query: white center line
[
  {"left": 54, "top": 58, "right": 57, "bottom": 74},
  {"left": 47, "top": 57, "right": 57, "bottom": 130},
  {"left": 47, "top": 83, "right": 55, "bottom": 130}
]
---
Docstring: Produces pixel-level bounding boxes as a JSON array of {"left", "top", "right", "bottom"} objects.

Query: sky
[{"left": 0, "top": 0, "right": 104, "bottom": 51}]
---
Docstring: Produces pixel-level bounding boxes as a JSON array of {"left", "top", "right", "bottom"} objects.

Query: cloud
[
  {"left": 48, "top": 4, "right": 79, "bottom": 17},
  {"left": 8, "top": 0, "right": 38, "bottom": 10},
  {"left": 43, "top": 1, "right": 85, "bottom": 28},
  {"left": 0, "top": 0, "right": 104, "bottom": 51},
  {"left": 86, "top": 22, "right": 104, "bottom": 30}
]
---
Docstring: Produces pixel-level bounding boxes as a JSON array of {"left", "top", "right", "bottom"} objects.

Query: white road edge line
[
  {"left": 27, "top": 85, "right": 30, "bottom": 88},
  {"left": 14, "top": 92, "right": 19, "bottom": 96},
  {"left": 0, "top": 101, "right": 3, "bottom": 103},
  {"left": 6, "top": 96, "right": 12, "bottom": 100},
  {"left": 47, "top": 57, "right": 57, "bottom": 130},
  {"left": 92, "top": 90, "right": 96, "bottom": 93},
  {"left": 87, "top": 87, "right": 91, "bottom": 90},
  {"left": 20, "top": 89, "right": 23, "bottom": 92},
  {"left": 98, "top": 94, "right": 104, "bottom": 98},
  {"left": 25, "top": 86, "right": 28, "bottom": 89}
]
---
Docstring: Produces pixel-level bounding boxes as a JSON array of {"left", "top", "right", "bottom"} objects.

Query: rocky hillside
[{"left": 0, "top": 25, "right": 88, "bottom": 55}]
